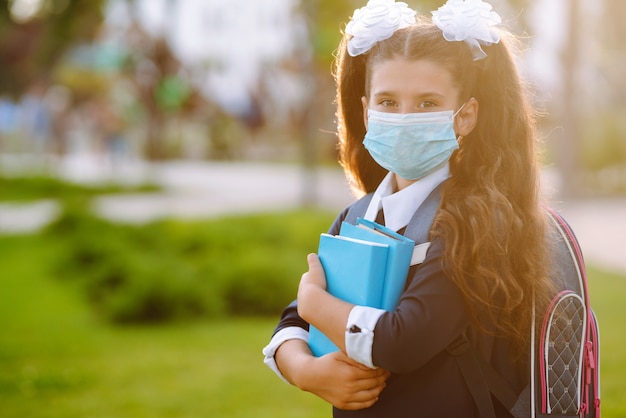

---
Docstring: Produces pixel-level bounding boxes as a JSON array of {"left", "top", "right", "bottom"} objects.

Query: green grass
[
  {"left": 0, "top": 175, "right": 160, "bottom": 202},
  {"left": 0, "top": 227, "right": 624, "bottom": 417},
  {"left": 0, "top": 233, "right": 329, "bottom": 417},
  {"left": 587, "top": 267, "right": 626, "bottom": 416}
]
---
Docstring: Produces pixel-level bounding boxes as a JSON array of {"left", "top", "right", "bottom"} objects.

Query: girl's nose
[{"left": 399, "top": 103, "right": 414, "bottom": 114}]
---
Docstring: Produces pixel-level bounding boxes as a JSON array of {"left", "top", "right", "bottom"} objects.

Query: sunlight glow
[{"left": 10, "top": 0, "right": 45, "bottom": 23}]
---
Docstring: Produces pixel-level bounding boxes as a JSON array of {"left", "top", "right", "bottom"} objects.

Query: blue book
[
  {"left": 308, "top": 219, "right": 415, "bottom": 357},
  {"left": 309, "top": 233, "right": 389, "bottom": 357},
  {"left": 341, "top": 218, "right": 415, "bottom": 310}
]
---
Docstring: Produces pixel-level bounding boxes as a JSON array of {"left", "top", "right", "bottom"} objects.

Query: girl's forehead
[{"left": 368, "top": 58, "right": 456, "bottom": 96}]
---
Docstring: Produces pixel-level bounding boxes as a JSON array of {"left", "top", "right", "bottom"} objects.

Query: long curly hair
[{"left": 334, "top": 17, "right": 553, "bottom": 346}]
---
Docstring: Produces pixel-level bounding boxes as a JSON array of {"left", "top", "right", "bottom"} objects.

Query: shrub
[
  {"left": 44, "top": 201, "right": 334, "bottom": 324},
  {"left": 0, "top": 174, "right": 160, "bottom": 202}
]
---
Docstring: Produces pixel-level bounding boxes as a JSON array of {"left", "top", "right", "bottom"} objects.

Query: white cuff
[
  {"left": 262, "top": 327, "right": 309, "bottom": 384},
  {"left": 345, "top": 305, "right": 386, "bottom": 369}
]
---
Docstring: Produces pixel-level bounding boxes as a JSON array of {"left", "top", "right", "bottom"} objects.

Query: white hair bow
[
  {"left": 432, "top": 0, "right": 502, "bottom": 61},
  {"left": 346, "top": 0, "right": 417, "bottom": 57}
]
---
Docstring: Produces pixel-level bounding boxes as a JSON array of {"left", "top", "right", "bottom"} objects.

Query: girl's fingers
[
  {"left": 336, "top": 380, "right": 387, "bottom": 410},
  {"left": 301, "top": 253, "right": 327, "bottom": 290}
]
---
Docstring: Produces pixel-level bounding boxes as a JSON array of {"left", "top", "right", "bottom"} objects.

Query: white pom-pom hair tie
[
  {"left": 431, "top": 0, "right": 502, "bottom": 61},
  {"left": 346, "top": 0, "right": 416, "bottom": 57}
]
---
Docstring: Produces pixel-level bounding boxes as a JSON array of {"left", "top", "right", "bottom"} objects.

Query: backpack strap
[
  {"left": 447, "top": 335, "right": 521, "bottom": 418},
  {"left": 404, "top": 183, "right": 443, "bottom": 245},
  {"left": 343, "top": 193, "right": 374, "bottom": 226},
  {"left": 447, "top": 334, "right": 498, "bottom": 418},
  {"left": 404, "top": 184, "right": 443, "bottom": 264}
]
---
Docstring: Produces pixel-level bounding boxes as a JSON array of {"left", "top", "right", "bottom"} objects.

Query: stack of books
[{"left": 308, "top": 218, "right": 415, "bottom": 357}]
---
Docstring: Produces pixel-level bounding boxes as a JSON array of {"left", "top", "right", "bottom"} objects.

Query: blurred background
[
  {"left": 0, "top": 0, "right": 624, "bottom": 195},
  {"left": 0, "top": 0, "right": 625, "bottom": 417}
]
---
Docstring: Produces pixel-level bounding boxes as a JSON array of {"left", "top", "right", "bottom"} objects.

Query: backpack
[
  {"left": 343, "top": 189, "right": 601, "bottom": 418},
  {"left": 449, "top": 207, "right": 601, "bottom": 418}
]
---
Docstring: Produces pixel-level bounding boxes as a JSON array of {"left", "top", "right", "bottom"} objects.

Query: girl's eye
[
  {"left": 379, "top": 99, "right": 396, "bottom": 107},
  {"left": 418, "top": 100, "right": 437, "bottom": 108}
]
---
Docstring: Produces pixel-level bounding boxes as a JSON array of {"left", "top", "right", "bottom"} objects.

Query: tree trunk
[{"left": 559, "top": 0, "right": 581, "bottom": 198}]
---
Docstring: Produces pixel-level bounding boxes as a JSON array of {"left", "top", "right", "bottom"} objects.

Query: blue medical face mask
[{"left": 363, "top": 106, "right": 464, "bottom": 180}]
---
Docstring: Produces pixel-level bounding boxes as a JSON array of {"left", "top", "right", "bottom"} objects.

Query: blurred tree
[
  {"left": 0, "top": 0, "right": 106, "bottom": 98},
  {"left": 122, "top": 28, "right": 191, "bottom": 160},
  {"left": 116, "top": 19, "right": 206, "bottom": 160},
  {"left": 307, "top": 0, "right": 353, "bottom": 68},
  {"left": 559, "top": 0, "right": 581, "bottom": 197},
  {"left": 576, "top": 0, "right": 626, "bottom": 193},
  {"left": 598, "top": 0, "right": 626, "bottom": 108}
]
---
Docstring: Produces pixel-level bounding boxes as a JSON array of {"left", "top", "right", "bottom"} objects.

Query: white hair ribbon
[
  {"left": 345, "top": 0, "right": 417, "bottom": 57},
  {"left": 431, "top": 0, "right": 502, "bottom": 61}
]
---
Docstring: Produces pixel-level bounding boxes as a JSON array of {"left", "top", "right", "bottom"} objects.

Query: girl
[{"left": 263, "top": 0, "right": 554, "bottom": 416}]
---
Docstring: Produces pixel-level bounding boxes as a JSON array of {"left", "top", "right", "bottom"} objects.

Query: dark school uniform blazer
[{"left": 272, "top": 192, "right": 527, "bottom": 418}]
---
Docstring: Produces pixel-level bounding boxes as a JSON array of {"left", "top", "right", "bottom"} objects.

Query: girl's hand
[
  {"left": 297, "top": 253, "right": 327, "bottom": 319},
  {"left": 299, "top": 253, "right": 327, "bottom": 290},
  {"left": 298, "top": 253, "right": 354, "bottom": 353},
  {"left": 296, "top": 348, "right": 390, "bottom": 410}
]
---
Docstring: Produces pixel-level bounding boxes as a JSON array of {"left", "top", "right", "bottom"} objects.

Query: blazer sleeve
[{"left": 371, "top": 237, "right": 471, "bottom": 373}]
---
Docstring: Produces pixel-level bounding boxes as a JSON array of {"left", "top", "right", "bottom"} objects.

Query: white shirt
[{"left": 262, "top": 164, "right": 450, "bottom": 377}]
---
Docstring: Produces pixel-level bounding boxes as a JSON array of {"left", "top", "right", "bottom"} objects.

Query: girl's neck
[{"left": 393, "top": 174, "right": 417, "bottom": 192}]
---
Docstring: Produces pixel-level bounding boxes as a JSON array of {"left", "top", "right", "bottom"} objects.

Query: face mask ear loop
[
  {"left": 453, "top": 102, "right": 467, "bottom": 141},
  {"left": 453, "top": 97, "right": 476, "bottom": 141},
  {"left": 453, "top": 101, "right": 468, "bottom": 119}
]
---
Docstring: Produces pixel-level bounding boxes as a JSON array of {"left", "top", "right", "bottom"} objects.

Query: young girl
[{"left": 263, "top": 0, "right": 554, "bottom": 416}]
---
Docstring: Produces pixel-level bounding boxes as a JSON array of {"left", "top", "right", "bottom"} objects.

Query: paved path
[
  {"left": 551, "top": 198, "right": 626, "bottom": 276},
  {"left": 1, "top": 156, "right": 625, "bottom": 275},
  {"left": 0, "top": 156, "right": 356, "bottom": 228}
]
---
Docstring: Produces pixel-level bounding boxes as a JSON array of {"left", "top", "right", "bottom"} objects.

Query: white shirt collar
[{"left": 364, "top": 163, "right": 450, "bottom": 232}]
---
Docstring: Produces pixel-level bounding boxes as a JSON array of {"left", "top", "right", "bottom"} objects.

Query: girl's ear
[
  {"left": 455, "top": 97, "right": 479, "bottom": 137},
  {"left": 361, "top": 96, "right": 369, "bottom": 130}
]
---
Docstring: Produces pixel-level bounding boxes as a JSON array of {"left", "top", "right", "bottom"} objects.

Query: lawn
[
  {"left": 0, "top": 232, "right": 329, "bottom": 418},
  {"left": 0, "top": 227, "right": 624, "bottom": 417},
  {"left": 0, "top": 174, "right": 160, "bottom": 202}
]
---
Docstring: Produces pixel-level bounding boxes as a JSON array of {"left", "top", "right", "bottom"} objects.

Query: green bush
[
  {"left": 44, "top": 200, "right": 335, "bottom": 324},
  {"left": 0, "top": 174, "right": 160, "bottom": 202}
]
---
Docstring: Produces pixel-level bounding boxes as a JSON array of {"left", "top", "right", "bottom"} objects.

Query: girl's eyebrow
[
  {"left": 371, "top": 91, "right": 447, "bottom": 100},
  {"left": 369, "top": 92, "right": 398, "bottom": 103},
  {"left": 370, "top": 90, "right": 396, "bottom": 98}
]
